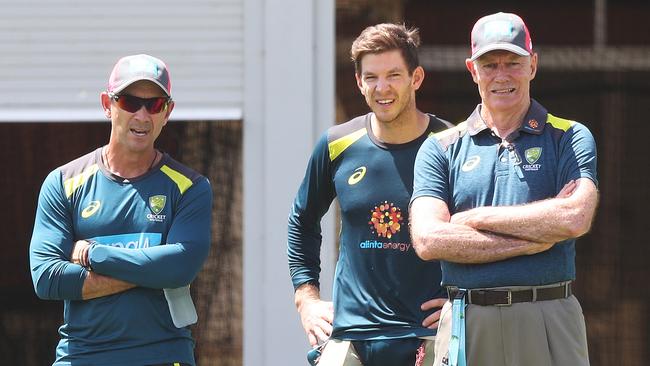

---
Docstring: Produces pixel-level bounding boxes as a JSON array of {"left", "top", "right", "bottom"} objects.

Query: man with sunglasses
[{"left": 29, "top": 54, "right": 212, "bottom": 366}]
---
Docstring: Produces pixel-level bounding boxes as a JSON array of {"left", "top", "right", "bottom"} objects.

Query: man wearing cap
[
  {"left": 29, "top": 54, "right": 211, "bottom": 366},
  {"left": 410, "top": 12, "right": 598, "bottom": 366}
]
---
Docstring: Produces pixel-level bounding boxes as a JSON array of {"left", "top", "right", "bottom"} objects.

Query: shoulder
[
  {"left": 59, "top": 149, "right": 101, "bottom": 181},
  {"left": 58, "top": 148, "right": 102, "bottom": 199},
  {"left": 545, "top": 113, "right": 578, "bottom": 132},
  {"left": 429, "top": 121, "right": 469, "bottom": 151},
  {"left": 158, "top": 154, "right": 209, "bottom": 195},
  {"left": 545, "top": 113, "right": 595, "bottom": 143},
  {"left": 326, "top": 114, "right": 369, "bottom": 161}
]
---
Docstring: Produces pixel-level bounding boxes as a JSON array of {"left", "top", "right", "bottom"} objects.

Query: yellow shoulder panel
[
  {"left": 547, "top": 114, "right": 575, "bottom": 132},
  {"left": 161, "top": 165, "right": 194, "bottom": 194},
  {"left": 64, "top": 164, "right": 99, "bottom": 198},
  {"left": 328, "top": 128, "right": 367, "bottom": 161}
]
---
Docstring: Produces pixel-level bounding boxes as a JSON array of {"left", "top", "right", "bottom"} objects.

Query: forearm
[
  {"left": 410, "top": 197, "right": 553, "bottom": 263},
  {"left": 454, "top": 179, "right": 598, "bottom": 243},
  {"left": 81, "top": 271, "right": 137, "bottom": 300},
  {"left": 454, "top": 204, "right": 573, "bottom": 243},
  {"left": 287, "top": 211, "right": 325, "bottom": 291},
  {"left": 31, "top": 260, "right": 86, "bottom": 300},
  {"left": 89, "top": 242, "right": 208, "bottom": 288},
  {"left": 412, "top": 222, "right": 552, "bottom": 263}
]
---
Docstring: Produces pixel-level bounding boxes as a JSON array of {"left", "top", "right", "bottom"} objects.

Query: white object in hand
[{"left": 164, "top": 285, "right": 198, "bottom": 328}]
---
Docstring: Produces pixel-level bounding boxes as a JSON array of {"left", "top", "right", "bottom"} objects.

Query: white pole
[{"left": 243, "top": 0, "right": 335, "bottom": 364}]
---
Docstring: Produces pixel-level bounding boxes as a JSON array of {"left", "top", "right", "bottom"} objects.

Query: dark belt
[{"left": 447, "top": 282, "right": 572, "bottom": 306}]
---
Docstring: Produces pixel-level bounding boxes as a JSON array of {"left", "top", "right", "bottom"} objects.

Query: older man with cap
[
  {"left": 29, "top": 54, "right": 212, "bottom": 366},
  {"left": 409, "top": 12, "right": 599, "bottom": 366}
]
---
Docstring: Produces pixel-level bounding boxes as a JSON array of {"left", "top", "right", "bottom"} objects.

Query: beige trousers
[{"left": 433, "top": 295, "right": 590, "bottom": 366}]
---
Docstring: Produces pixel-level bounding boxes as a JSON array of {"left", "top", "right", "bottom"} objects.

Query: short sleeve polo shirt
[{"left": 412, "top": 99, "right": 597, "bottom": 288}]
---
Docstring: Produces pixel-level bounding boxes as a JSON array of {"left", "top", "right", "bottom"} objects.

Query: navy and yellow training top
[
  {"left": 288, "top": 113, "right": 452, "bottom": 340},
  {"left": 29, "top": 147, "right": 212, "bottom": 366}
]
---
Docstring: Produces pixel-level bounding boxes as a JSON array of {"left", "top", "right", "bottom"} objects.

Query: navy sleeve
[
  {"left": 89, "top": 178, "right": 213, "bottom": 289},
  {"left": 29, "top": 170, "right": 87, "bottom": 300},
  {"left": 287, "top": 134, "right": 336, "bottom": 290},
  {"left": 558, "top": 122, "right": 598, "bottom": 187},
  {"left": 411, "top": 135, "right": 450, "bottom": 206}
]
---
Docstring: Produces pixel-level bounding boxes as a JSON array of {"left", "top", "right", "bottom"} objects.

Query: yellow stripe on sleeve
[
  {"left": 328, "top": 128, "right": 367, "bottom": 161},
  {"left": 161, "top": 165, "right": 194, "bottom": 194},
  {"left": 547, "top": 114, "right": 575, "bottom": 132},
  {"left": 64, "top": 164, "right": 99, "bottom": 198}
]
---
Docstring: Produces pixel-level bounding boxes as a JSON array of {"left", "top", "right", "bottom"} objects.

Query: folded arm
[
  {"left": 451, "top": 178, "right": 598, "bottom": 243},
  {"left": 410, "top": 196, "right": 553, "bottom": 263},
  {"left": 29, "top": 170, "right": 101, "bottom": 300},
  {"left": 87, "top": 179, "right": 213, "bottom": 289}
]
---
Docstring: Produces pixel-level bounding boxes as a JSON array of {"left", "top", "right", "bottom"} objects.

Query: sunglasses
[{"left": 108, "top": 93, "right": 171, "bottom": 114}]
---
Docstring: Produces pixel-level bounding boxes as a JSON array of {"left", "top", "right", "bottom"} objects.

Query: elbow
[
  {"left": 34, "top": 285, "right": 52, "bottom": 300},
  {"left": 167, "top": 269, "right": 198, "bottom": 288},
  {"left": 563, "top": 207, "right": 596, "bottom": 239},
  {"left": 566, "top": 216, "right": 593, "bottom": 238},
  {"left": 411, "top": 234, "right": 438, "bottom": 261},
  {"left": 31, "top": 266, "right": 54, "bottom": 300},
  {"left": 33, "top": 276, "right": 55, "bottom": 300}
]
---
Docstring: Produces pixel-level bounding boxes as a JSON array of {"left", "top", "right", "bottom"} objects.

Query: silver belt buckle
[{"left": 495, "top": 289, "right": 512, "bottom": 306}]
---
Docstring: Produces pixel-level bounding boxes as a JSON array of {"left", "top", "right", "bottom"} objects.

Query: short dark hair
[{"left": 350, "top": 23, "right": 421, "bottom": 75}]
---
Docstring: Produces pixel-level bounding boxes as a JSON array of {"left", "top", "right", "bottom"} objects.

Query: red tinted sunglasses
[{"left": 108, "top": 93, "right": 171, "bottom": 114}]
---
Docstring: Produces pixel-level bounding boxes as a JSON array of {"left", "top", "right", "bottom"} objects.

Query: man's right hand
[
  {"left": 295, "top": 283, "right": 334, "bottom": 347},
  {"left": 71, "top": 240, "right": 92, "bottom": 267},
  {"left": 298, "top": 298, "right": 334, "bottom": 347}
]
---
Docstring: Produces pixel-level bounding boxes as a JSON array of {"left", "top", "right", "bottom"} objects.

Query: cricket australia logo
[
  {"left": 523, "top": 147, "right": 542, "bottom": 171},
  {"left": 147, "top": 195, "right": 167, "bottom": 222}
]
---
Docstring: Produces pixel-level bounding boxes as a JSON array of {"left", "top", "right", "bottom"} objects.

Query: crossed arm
[
  {"left": 70, "top": 240, "right": 136, "bottom": 300},
  {"left": 410, "top": 178, "right": 599, "bottom": 263},
  {"left": 30, "top": 171, "right": 212, "bottom": 301}
]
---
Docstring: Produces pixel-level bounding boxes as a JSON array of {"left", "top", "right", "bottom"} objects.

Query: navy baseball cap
[
  {"left": 470, "top": 12, "right": 533, "bottom": 61},
  {"left": 108, "top": 54, "right": 172, "bottom": 97}
]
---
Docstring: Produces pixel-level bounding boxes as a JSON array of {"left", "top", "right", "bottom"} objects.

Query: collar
[{"left": 465, "top": 99, "right": 549, "bottom": 139}]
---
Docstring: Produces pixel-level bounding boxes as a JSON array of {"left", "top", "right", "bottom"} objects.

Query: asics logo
[
  {"left": 348, "top": 166, "right": 367, "bottom": 185},
  {"left": 81, "top": 201, "right": 101, "bottom": 218},
  {"left": 461, "top": 156, "right": 481, "bottom": 172}
]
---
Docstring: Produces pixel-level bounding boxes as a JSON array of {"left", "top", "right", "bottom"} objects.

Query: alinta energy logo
[
  {"left": 360, "top": 201, "right": 411, "bottom": 252},
  {"left": 369, "top": 201, "right": 402, "bottom": 238}
]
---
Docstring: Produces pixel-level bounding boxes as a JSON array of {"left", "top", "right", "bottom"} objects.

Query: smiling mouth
[
  {"left": 492, "top": 88, "right": 515, "bottom": 94},
  {"left": 376, "top": 99, "right": 395, "bottom": 105}
]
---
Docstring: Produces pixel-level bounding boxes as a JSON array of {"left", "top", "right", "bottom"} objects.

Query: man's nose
[{"left": 375, "top": 77, "right": 390, "bottom": 93}]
